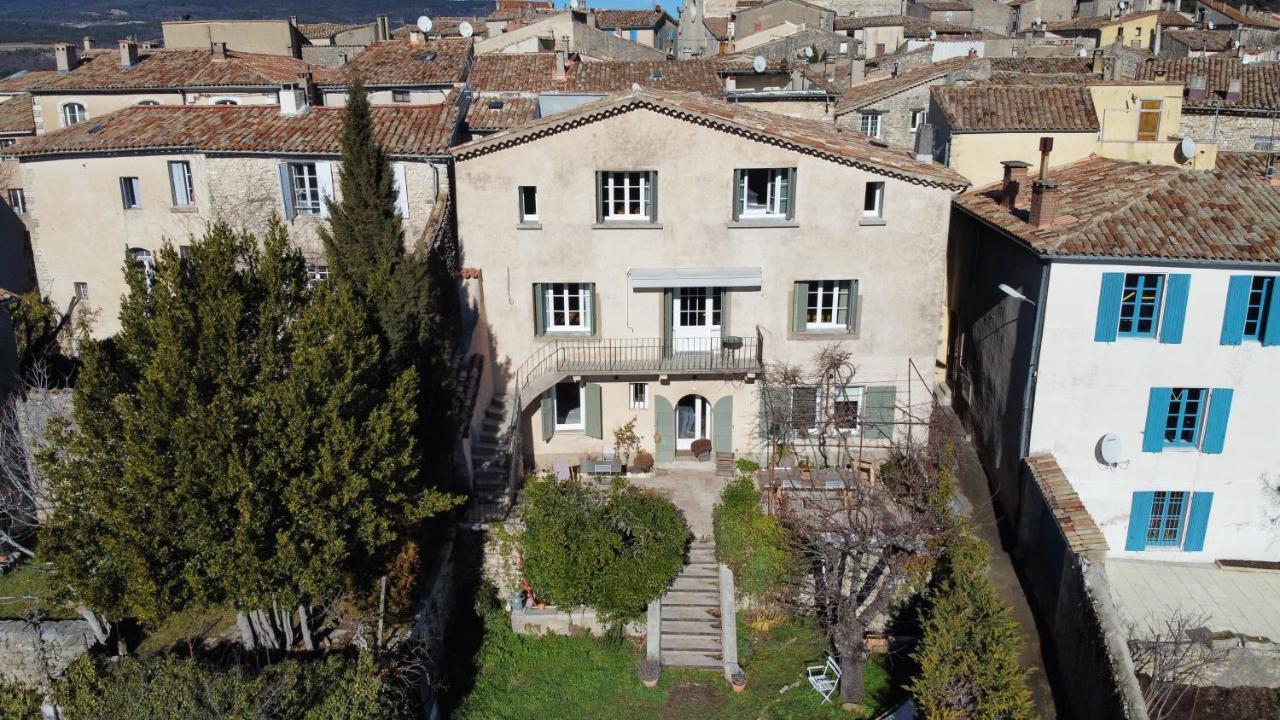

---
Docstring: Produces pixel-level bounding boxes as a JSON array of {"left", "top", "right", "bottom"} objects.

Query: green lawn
[
  {"left": 0, "top": 561, "right": 78, "bottom": 620},
  {"left": 452, "top": 601, "right": 897, "bottom": 720}
]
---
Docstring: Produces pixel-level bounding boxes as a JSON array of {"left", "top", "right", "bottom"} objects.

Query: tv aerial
[
  {"left": 459, "top": 21, "right": 474, "bottom": 38},
  {"left": 417, "top": 15, "right": 433, "bottom": 33}
]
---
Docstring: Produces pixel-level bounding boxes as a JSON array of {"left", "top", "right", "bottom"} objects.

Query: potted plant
[
  {"left": 632, "top": 449, "right": 654, "bottom": 473},
  {"left": 691, "top": 438, "right": 713, "bottom": 462},
  {"left": 637, "top": 657, "right": 661, "bottom": 688},
  {"left": 730, "top": 667, "right": 746, "bottom": 693},
  {"left": 613, "top": 417, "right": 642, "bottom": 473}
]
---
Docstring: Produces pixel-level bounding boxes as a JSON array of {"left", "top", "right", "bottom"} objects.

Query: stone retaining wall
[{"left": 0, "top": 619, "right": 93, "bottom": 687}]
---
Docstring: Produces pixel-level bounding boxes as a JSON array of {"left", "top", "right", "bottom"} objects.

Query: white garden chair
[{"left": 806, "top": 655, "right": 841, "bottom": 704}]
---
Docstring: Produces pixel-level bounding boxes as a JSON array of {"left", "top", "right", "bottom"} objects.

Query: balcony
[{"left": 515, "top": 331, "right": 764, "bottom": 402}]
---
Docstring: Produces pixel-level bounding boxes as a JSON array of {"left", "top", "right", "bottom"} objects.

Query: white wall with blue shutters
[{"left": 1026, "top": 260, "right": 1280, "bottom": 563}]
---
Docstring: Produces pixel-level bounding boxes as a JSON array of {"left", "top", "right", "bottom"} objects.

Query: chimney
[
  {"left": 966, "top": 47, "right": 978, "bottom": 58},
  {"left": 211, "top": 41, "right": 227, "bottom": 60},
  {"left": 587, "top": 9, "right": 598, "bottom": 28},
  {"left": 1188, "top": 74, "right": 1207, "bottom": 99},
  {"left": 82, "top": 36, "right": 95, "bottom": 52},
  {"left": 119, "top": 38, "right": 139, "bottom": 68},
  {"left": 1226, "top": 77, "right": 1242, "bottom": 102},
  {"left": 1036, "top": 136, "right": 1054, "bottom": 180},
  {"left": 554, "top": 48, "right": 567, "bottom": 79},
  {"left": 377, "top": 14, "right": 391, "bottom": 41},
  {"left": 1028, "top": 179, "right": 1059, "bottom": 227},
  {"left": 849, "top": 55, "right": 865, "bottom": 84},
  {"left": 409, "top": 28, "right": 425, "bottom": 44},
  {"left": 999, "top": 160, "right": 1031, "bottom": 210},
  {"left": 54, "top": 43, "right": 78, "bottom": 73},
  {"left": 289, "top": 15, "right": 298, "bottom": 26},
  {"left": 1091, "top": 48, "right": 1105, "bottom": 75},
  {"left": 914, "top": 123, "right": 934, "bottom": 162},
  {"left": 725, "top": 73, "right": 737, "bottom": 91},
  {"left": 279, "top": 82, "right": 310, "bottom": 116}
]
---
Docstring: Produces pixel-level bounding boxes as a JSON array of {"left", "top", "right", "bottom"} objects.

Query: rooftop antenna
[
  {"left": 417, "top": 15, "right": 433, "bottom": 33},
  {"left": 459, "top": 20, "right": 474, "bottom": 37},
  {"left": 752, "top": 54, "right": 767, "bottom": 72}
]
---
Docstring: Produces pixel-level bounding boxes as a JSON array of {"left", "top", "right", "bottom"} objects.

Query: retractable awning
[{"left": 628, "top": 267, "right": 763, "bottom": 290}]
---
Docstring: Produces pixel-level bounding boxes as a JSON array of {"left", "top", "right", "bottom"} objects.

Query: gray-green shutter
[
  {"left": 864, "top": 385, "right": 896, "bottom": 441},
  {"left": 718, "top": 287, "right": 730, "bottom": 336},
  {"left": 731, "top": 169, "right": 743, "bottom": 221},
  {"left": 758, "top": 387, "right": 791, "bottom": 444},
  {"left": 845, "top": 279, "right": 858, "bottom": 332},
  {"left": 533, "top": 283, "right": 546, "bottom": 336},
  {"left": 785, "top": 167, "right": 797, "bottom": 220},
  {"left": 595, "top": 171, "right": 605, "bottom": 223},
  {"left": 589, "top": 283, "right": 598, "bottom": 337},
  {"left": 540, "top": 390, "right": 555, "bottom": 442},
  {"left": 648, "top": 171, "right": 658, "bottom": 223},
  {"left": 662, "top": 288, "right": 674, "bottom": 358},
  {"left": 585, "top": 383, "right": 603, "bottom": 439},
  {"left": 654, "top": 395, "right": 675, "bottom": 462},
  {"left": 712, "top": 396, "right": 733, "bottom": 454},
  {"left": 792, "top": 281, "right": 809, "bottom": 334}
]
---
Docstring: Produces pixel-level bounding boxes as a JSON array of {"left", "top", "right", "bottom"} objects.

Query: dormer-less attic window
[
  {"left": 650, "top": 69, "right": 664, "bottom": 80},
  {"left": 488, "top": 100, "right": 505, "bottom": 110},
  {"left": 416, "top": 52, "right": 437, "bottom": 62}
]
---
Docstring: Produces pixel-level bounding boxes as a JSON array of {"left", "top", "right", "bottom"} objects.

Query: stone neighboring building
[
  {"left": 835, "top": 57, "right": 986, "bottom": 148},
  {"left": 1136, "top": 57, "right": 1280, "bottom": 152},
  {"left": 319, "top": 35, "right": 473, "bottom": 107},
  {"left": 451, "top": 88, "right": 966, "bottom": 473},
  {"left": 907, "top": 0, "right": 975, "bottom": 27},
  {"left": 6, "top": 94, "right": 460, "bottom": 337},
  {"left": 161, "top": 19, "right": 306, "bottom": 57},
  {"left": 595, "top": 8, "right": 680, "bottom": 52}
]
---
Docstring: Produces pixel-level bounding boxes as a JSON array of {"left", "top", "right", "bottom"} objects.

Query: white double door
[{"left": 672, "top": 287, "right": 721, "bottom": 353}]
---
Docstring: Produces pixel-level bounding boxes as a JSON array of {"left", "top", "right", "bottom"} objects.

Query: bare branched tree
[
  {"left": 763, "top": 345, "right": 953, "bottom": 706},
  {"left": 0, "top": 363, "right": 69, "bottom": 559},
  {"left": 1128, "top": 610, "right": 1230, "bottom": 720}
]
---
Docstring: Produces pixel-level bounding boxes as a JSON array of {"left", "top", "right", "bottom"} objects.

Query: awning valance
[{"left": 628, "top": 267, "right": 763, "bottom": 290}]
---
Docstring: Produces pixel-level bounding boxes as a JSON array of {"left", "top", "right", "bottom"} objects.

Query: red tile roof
[
  {"left": 5, "top": 104, "right": 459, "bottom": 158},
  {"left": 0, "top": 96, "right": 34, "bottom": 135},
  {"left": 464, "top": 96, "right": 539, "bottom": 131},
  {"left": 1158, "top": 10, "right": 1196, "bottom": 26},
  {"left": 988, "top": 57, "right": 1092, "bottom": 74},
  {"left": 955, "top": 153, "right": 1280, "bottom": 262},
  {"left": 295, "top": 22, "right": 369, "bottom": 39},
  {"left": 1135, "top": 57, "right": 1280, "bottom": 111},
  {"left": 1164, "top": 28, "right": 1234, "bottom": 52},
  {"left": 1047, "top": 9, "right": 1163, "bottom": 31},
  {"left": 834, "top": 13, "right": 987, "bottom": 37},
  {"left": 0, "top": 71, "right": 58, "bottom": 94},
  {"left": 932, "top": 85, "right": 1099, "bottom": 132},
  {"left": 835, "top": 57, "right": 978, "bottom": 113},
  {"left": 595, "top": 9, "right": 672, "bottom": 28},
  {"left": 29, "top": 49, "right": 336, "bottom": 91},
  {"left": 455, "top": 88, "right": 968, "bottom": 189},
  {"left": 704, "top": 17, "right": 731, "bottom": 40},
  {"left": 1023, "top": 454, "right": 1109, "bottom": 556},
  {"left": 1196, "top": 0, "right": 1280, "bottom": 28},
  {"left": 330, "top": 38, "right": 472, "bottom": 87},
  {"left": 468, "top": 54, "right": 724, "bottom": 94}
]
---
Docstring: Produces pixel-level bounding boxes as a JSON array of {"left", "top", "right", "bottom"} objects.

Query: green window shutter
[
  {"left": 596, "top": 171, "right": 605, "bottom": 223},
  {"left": 864, "top": 385, "right": 896, "bottom": 441},
  {"left": 718, "top": 287, "right": 730, "bottom": 336},
  {"left": 588, "top": 283, "right": 598, "bottom": 337},
  {"left": 785, "top": 167, "right": 797, "bottom": 220},
  {"left": 662, "top": 288, "right": 673, "bottom": 358},
  {"left": 845, "top": 280, "right": 858, "bottom": 332},
  {"left": 732, "top": 169, "right": 743, "bottom": 221},
  {"left": 585, "top": 383, "right": 603, "bottom": 439},
  {"left": 712, "top": 396, "right": 733, "bottom": 454},
  {"left": 792, "top": 281, "right": 809, "bottom": 333},
  {"left": 648, "top": 171, "right": 658, "bottom": 223},
  {"left": 1124, "top": 492, "right": 1155, "bottom": 551},
  {"left": 654, "top": 395, "right": 675, "bottom": 462},
  {"left": 533, "top": 283, "right": 546, "bottom": 336},
  {"left": 540, "top": 390, "right": 555, "bottom": 442}
]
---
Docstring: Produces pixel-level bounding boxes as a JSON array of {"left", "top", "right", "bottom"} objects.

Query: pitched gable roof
[
  {"left": 931, "top": 85, "right": 1098, "bottom": 132},
  {"left": 1047, "top": 9, "right": 1163, "bottom": 31},
  {"left": 0, "top": 96, "right": 34, "bottom": 135},
  {"left": 1196, "top": 0, "right": 1280, "bottom": 28},
  {"left": 0, "top": 71, "right": 58, "bottom": 94},
  {"left": 955, "top": 153, "right": 1280, "bottom": 263},
  {"left": 455, "top": 88, "right": 967, "bottom": 189},
  {"left": 835, "top": 57, "right": 977, "bottom": 113},
  {"left": 468, "top": 54, "right": 724, "bottom": 95},
  {"left": 328, "top": 38, "right": 472, "bottom": 87},
  {"left": 464, "top": 96, "right": 539, "bottom": 131},
  {"left": 1136, "top": 57, "right": 1280, "bottom": 111},
  {"left": 595, "top": 9, "right": 673, "bottom": 29},
  {"left": 296, "top": 22, "right": 369, "bottom": 39},
  {"left": 5, "top": 104, "right": 459, "bottom": 159},
  {"left": 30, "top": 50, "right": 336, "bottom": 92}
]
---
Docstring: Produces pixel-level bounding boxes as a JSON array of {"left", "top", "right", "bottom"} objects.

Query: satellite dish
[
  {"left": 1179, "top": 135, "right": 1197, "bottom": 160},
  {"left": 417, "top": 15, "right": 433, "bottom": 32},
  {"left": 570, "top": 0, "right": 580, "bottom": 8},
  {"left": 1034, "top": 15, "right": 1042, "bottom": 24},
  {"left": 1098, "top": 433, "right": 1124, "bottom": 467},
  {"left": 459, "top": 20, "right": 474, "bottom": 37},
  {"left": 752, "top": 54, "right": 767, "bottom": 73},
  {"left": 803, "top": 46, "right": 814, "bottom": 58},
  {"left": 1207, "top": 20, "right": 1215, "bottom": 29},
  {"left": 929, "top": 29, "right": 937, "bottom": 40}
]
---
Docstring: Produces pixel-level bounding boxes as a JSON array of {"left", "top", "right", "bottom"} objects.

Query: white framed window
[
  {"left": 544, "top": 282, "right": 592, "bottom": 332},
  {"left": 307, "top": 264, "right": 330, "bottom": 287},
  {"left": 120, "top": 177, "right": 141, "bottom": 209},
  {"left": 519, "top": 185, "right": 538, "bottom": 222},
  {"left": 736, "top": 168, "right": 793, "bottom": 219},
  {"left": 392, "top": 90, "right": 410, "bottom": 103},
  {"left": 128, "top": 247, "right": 155, "bottom": 286},
  {"left": 910, "top": 109, "right": 924, "bottom": 131},
  {"left": 859, "top": 113, "right": 881, "bottom": 138},
  {"left": 7, "top": 188, "right": 25, "bottom": 214},
  {"left": 863, "top": 181, "right": 884, "bottom": 219},
  {"left": 630, "top": 382, "right": 648, "bottom": 409},
  {"left": 168, "top": 161, "right": 195, "bottom": 207},
  {"left": 554, "top": 381, "right": 585, "bottom": 430},
  {"left": 290, "top": 163, "right": 323, "bottom": 215},
  {"left": 599, "top": 170, "right": 654, "bottom": 222},
  {"left": 0, "top": 138, "right": 14, "bottom": 148},
  {"left": 832, "top": 385, "right": 862, "bottom": 433},
  {"left": 212, "top": 98, "right": 239, "bottom": 106},
  {"left": 73, "top": 282, "right": 89, "bottom": 300},
  {"left": 179, "top": 245, "right": 192, "bottom": 262},
  {"left": 61, "top": 102, "right": 86, "bottom": 127},
  {"left": 806, "top": 280, "right": 852, "bottom": 330}
]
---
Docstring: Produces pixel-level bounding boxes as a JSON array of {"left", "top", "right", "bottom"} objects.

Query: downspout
[{"left": 1017, "top": 260, "right": 1050, "bottom": 458}]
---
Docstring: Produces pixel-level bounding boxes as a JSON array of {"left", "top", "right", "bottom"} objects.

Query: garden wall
[{"left": 0, "top": 619, "right": 93, "bottom": 687}]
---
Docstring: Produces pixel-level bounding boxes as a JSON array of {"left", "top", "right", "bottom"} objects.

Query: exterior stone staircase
[
  {"left": 465, "top": 394, "right": 514, "bottom": 522},
  {"left": 659, "top": 541, "right": 724, "bottom": 668}
]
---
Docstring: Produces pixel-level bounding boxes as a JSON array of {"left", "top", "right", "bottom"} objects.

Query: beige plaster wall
[
  {"left": 162, "top": 20, "right": 300, "bottom": 57},
  {"left": 943, "top": 130, "right": 1098, "bottom": 186},
  {"left": 33, "top": 91, "right": 279, "bottom": 135},
  {"left": 323, "top": 88, "right": 452, "bottom": 106},
  {"left": 850, "top": 26, "right": 906, "bottom": 57}
]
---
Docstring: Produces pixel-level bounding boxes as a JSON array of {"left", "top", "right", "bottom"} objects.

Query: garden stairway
[
  {"left": 659, "top": 541, "right": 724, "bottom": 668},
  {"left": 464, "top": 394, "right": 514, "bottom": 522}
]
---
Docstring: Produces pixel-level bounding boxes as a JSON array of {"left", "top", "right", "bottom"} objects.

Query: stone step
[
  {"left": 688, "top": 549, "right": 716, "bottom": 562},
  {"left": 679, "top": 564, "right": 719, "bottom": 578},
  {"left": 661, "top": 605, "right": 721, "bottom": 621},
  {"left": 661, "top": 650, "right": 722, "bottom": 668},
  {"left": 671, "top": 575, "right": 719, "bottom": 592},
  {"left": 662, "top": 634, "right": 722, "bottom": 651},
  {"left": 661, "top": 590, "right": 719, "bottom": 606},
  {"left": 662, "top": 620, "right": 720, "bottom": 635}
]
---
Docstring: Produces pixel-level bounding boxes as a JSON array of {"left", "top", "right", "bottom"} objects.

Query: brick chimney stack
[
  {"left": 409, "top": 28, "right": 425, "bottom": 44},
  {"left": 211, "top": 41, "right": 227, "bottom": 60},
  {"left": 1000, "top": 160, "right": 1031, "bottom": 211},
  {"left": 82, "top": 36, "right": 95, "bottom": 52},
  {"left": 119, "top": 38, "right": 139, "bottom": 68},
  {"left": 1028, "top": 179, "right": 1059, "bottom": 227}
]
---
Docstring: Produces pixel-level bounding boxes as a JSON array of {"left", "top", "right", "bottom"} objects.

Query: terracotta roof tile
[
  {"left": 468, "top": 54, "right": 723, "bottom": 94},
  {"left": 6, "top": 103, "right": 459, "bottom": 158},
  {"left": 985, "top": 72, "right": 1105, "bottom": 86},
  {"left": 1158, "top": 10, "right": 1196, "bottom": 26},
  {"left": 1136, "top": 57, "right": 1279, "bottom": 111},
  {"left": 988, "top": 57, "right": 1092, "bottom": 74},
  {"left": 455, "top": 88, "right": 968, "bottom": 189},
  {"left": 1047, "top": 9, "right": 1163, "bottom": 31},
  {"left": 30, "top": 49, "right": 336, "bottom": 91},
  {"left": 595, "top": 9, "right": 671, "bottom": 28},
  {"left": 329, "top": 38, "right": 471, "bottom": 87},
  {"left": 833, "top": 14, "right": 987, "bottom": 37},
  {"left": 932, "top": 84, "right": 1099, "bottom": 132},
  {"left": 1024, "top": 454, "right": 1109, "bottom": 555},
  {"left": 1196, "top": 0, "right": 1280, "bottom": 28},
  {"left": 295, "top": 22, "right": 368, "bottom": 39},
  {"left": 1164, "top": 28, "right": 1235, "bottom": 52},
  {"left": 955, "top": 153, "right": 1280, "bottom": 262},
  {"left": 464, "top": 96, "right": 539, "bottom": 131},
  {"left": 705, "top": 17, "right": 731, "bottom": 40},
  {"left": 835, "top": 57, "right": 978, "bottom": 113},
  {"left": 0, "top": 95, "right": 33, "bottom": 134},
  {"left": 0, "top": 71, "right": 58, "bottom": 94},
  {"left": 391, "top": 18, "right": 490, "bottom": 39}
]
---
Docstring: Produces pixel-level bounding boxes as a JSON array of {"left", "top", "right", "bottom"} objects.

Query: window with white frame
[
  {"left": 120, "top": 177, "right": 141, "bottom": 209},
  {"left": 290, "top": 163, "right": 323, "bottom": 215},
  {"left": 863, "top": 181, "right": 884, "bottom": 219},
  {"left": 544, "top": 282, "right": 592, "bottom": 332},
  {"left": 630, "top": 382, "right": 648, "bottom": 409},
  {"left": 554, "top": 381, "right": 585, "bottom": 430},
  {"left": 168, "top": 161, "right": 195, "bottom": 206},
  {"left": 519, "top": 185, "right": 538, "bottom": 222},
  {"left": 73, "top": 282, "right": 89, "bottom": 301},
  {"left": 599, "top": 171, "right": 654, "bottom": 222},
  {"left": 736, "top": 168, "right": 793, "bottom": 220},
  {"left": 832, "top": 386, "right": 862, "bottom": 433},
  {"left": 7, "top": 188, "right": 25, "bottom": 214},
  {"left": 859, "top": 112, "right": 881, "bottom": 138},
  {"left": 307, "top": 264, "right": 330, "bottom": 287},
  {"left": 392, "top": 90, "right": 410, "bottom": 103},
  {"left": 179, "top": 245, "right": 192, "bottom": 262},
  {"left": 61, "top": 102, "right": 86, "bottom": 126},
  {"left": 806, "top": 280, "right": 851, "bottom": 330},
  {"left": 910, "top": 109, "right": 924, "bottom": 131},
  {"left": 128, "top": 247, "right": 155, "bottom": 285}
]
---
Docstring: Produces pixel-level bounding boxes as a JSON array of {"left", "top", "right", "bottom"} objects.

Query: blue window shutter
[
  {"left": 1125, "top": 492, "right": 1155, "bottom": 551},
  {"left": 1201, "top": 388, "right": 1233, "bottom": 454},
  {"left": 1159, "top": 274, "right": 1190, "bottom": 344},
  {"left": 1182, "top": 492, "right": 1213, "bottom": 551},
  {"left": 1094, "top": 272, "right": 1124, "bottom": 342},
  {"left": 1220, "top": 275, "right": 1251, "bottom": 345},
  {"left": 1264, "top": 279, "right": 1280, "bottom": 346},
  {"left": 1142, "top": 387, "right": 1171, "bottom": 453}
]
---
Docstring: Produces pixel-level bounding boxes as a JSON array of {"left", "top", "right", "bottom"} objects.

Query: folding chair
[{"left": 806, "top": 654, "right": 841, "bottom": 704}]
